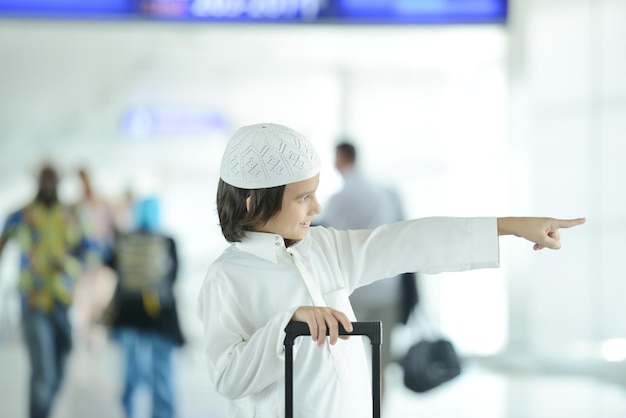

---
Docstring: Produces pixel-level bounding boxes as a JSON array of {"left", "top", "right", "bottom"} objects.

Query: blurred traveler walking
[
  {"left": 71, "top": 167, "right": 118, "bottom": 346},
  {"left": 104, "top": 197, "right": 185, "bottom": 418},
  {"left": 110, "top": 187, "right": 137, "bottom": 234},
  {"left": 0, "top": 163, "right": 90, "bottom": 418},
  {"left": 315, "top": 140, "right": 413, "bottom": 397},
  {"left": 73, "top": 167, "right": 117, "bottom": 263}
]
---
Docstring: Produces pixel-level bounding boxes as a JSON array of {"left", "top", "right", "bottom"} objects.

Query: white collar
[{"left": 235, "top": 231, "right": 311, "bottom": 263}]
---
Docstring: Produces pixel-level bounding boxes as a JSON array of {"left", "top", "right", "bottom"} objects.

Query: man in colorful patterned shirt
[{"left": 0, "top": 164, "right": 89, "bottom": 418}]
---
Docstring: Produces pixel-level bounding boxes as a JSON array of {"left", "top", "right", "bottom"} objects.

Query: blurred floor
[{"left": 2, "top": 329, "right": 626, "bottom": 418}]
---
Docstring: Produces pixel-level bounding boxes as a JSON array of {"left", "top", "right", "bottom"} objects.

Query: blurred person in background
[
  {"left": 0, "top": 163, "right": 90, "bottom": 418},
  {"left": 315, "top": 140, "right": 417, "bottom": 398},
  {"left": 110, "top": 187, "right": 137, "bottom": 234},
  {"left": 73, "top": 167, "right": 117, "bottom": 262},
  {"left": 71, "top": 167, "right": 118, "bottom": 346},
  {"left": 104, "top": 196, "right": 185, "bottom": 418}
]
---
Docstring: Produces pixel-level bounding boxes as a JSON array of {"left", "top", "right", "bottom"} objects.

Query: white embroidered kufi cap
[{"left": 220, "top": 123, "right": 321, "bottom": 189}]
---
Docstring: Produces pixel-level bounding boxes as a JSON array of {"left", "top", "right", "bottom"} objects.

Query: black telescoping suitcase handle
[{"left": 284, "top": 321, "right": 382, "bottom": 418}]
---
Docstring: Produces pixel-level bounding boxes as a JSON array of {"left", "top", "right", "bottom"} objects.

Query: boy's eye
[{"left": 300, "top": 195, "right": 310, "bottom": 203}]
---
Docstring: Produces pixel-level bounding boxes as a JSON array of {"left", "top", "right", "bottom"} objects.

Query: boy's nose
[{"left": 312, "top": 197, "right": 322, "bottom": 216}]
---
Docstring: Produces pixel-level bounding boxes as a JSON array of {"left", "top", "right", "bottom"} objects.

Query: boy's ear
[{"left": 246, "top": 196, "right": 252, "bottom": 213}]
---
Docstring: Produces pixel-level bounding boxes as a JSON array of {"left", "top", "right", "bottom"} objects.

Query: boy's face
[{"left": 258, "top": 174, "right": 321, "bottom": 243}]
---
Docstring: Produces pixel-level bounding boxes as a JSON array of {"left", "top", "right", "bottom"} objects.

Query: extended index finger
[{"left": 557, "top": 217, "right": 586, "bottom": 228}]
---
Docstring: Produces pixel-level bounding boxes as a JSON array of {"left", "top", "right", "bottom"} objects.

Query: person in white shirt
[{"left": 197, "top": 122, "right": 585, "bottom": 418}]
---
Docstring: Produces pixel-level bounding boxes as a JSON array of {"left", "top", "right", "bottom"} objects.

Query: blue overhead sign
[
  {"left": 0, "top": 0, "right": 136, "bottom": 17},
  {"left": 0, "top": 0, "right": 507, "bottom": 24}
]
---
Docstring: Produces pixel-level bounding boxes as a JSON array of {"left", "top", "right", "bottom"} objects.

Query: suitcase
[{"left": 283, "top": 321, "right": 382, "bottom": 418}]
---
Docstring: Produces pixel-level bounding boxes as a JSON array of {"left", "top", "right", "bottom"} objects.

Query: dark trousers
[
  {"left": 113, "top": 327, "right": 176, "bottom": 418},
  {"left": 21, "top": 303, "right": 72, "bottom": 418}
]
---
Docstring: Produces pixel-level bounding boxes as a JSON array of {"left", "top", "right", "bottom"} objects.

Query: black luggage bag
[{"left": 283, "top": 321, "right": 382, "bottom": 418}]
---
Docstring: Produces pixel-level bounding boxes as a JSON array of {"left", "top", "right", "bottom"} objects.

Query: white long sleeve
[{"left": 198, "top": 217, "right": 499, "bottom": 417}]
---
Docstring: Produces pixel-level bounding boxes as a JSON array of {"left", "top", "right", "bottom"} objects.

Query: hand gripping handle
[
  {"left": 284, "top": 320, "right": 382, "bottom": 345},
  {"left": 283, "top": 321, "right": 382, "bottom": 418}
]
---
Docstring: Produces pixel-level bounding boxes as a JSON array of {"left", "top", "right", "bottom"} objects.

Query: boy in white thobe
[{"left": 198, "top": 123, "right": 585, "bottom": 418}]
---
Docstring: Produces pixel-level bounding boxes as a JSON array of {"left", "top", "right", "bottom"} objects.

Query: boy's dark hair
[{"left": 216, "top": 179, "right": 285, "bottom": 243}]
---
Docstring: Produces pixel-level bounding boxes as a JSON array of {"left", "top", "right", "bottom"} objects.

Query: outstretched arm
[{"left": 497, "top": 217, "right": 586, "bottom": 250}]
